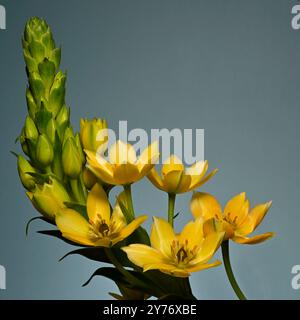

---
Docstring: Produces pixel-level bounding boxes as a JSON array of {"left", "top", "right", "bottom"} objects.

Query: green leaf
[
  {"left": 26, "top": 172, "right": 50, "bottom": 184},
  {"left": 82, "top": 267, "right": 127, "bottom": 287},
  {"left": 37, "top": 229, "right": 83, "bottom": 247},
  {"left": 59, "top": 247, "right": 132, "bottom": 267},
  {"left": 25, "top": 216, "right": 54, "bottom": 236}
]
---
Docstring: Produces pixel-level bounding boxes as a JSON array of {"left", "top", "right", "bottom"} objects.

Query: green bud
[
  {"left": 26, "top": 177, "right": 70, "bottom": 220},
  {"left": 17, "top": 155, "right": 36, "bottom": 190},
  {"left": 48, "top": 71, "right": 66, "bottom": 117},
  {"left": 56, "top": 104, "right": 69, "bottom": 126},
  {"left": 26, "top": 89, "right": 38, "bottom": 118},
  {"left": 62, "top": 137, "right": 82, "bottom": 178},
  {"left": 36, "top": 134, "right": 53, "bottom": 166},
  {"left": 75, "top": 133, "right": 85, "bottom": 165},
  {"left": 29, "top": 72, "right": 45, "bottom": 106},
  {"left": 20, "top": 132, "right": 30, "bottom": 156},
  {"left": 83, "top": 168, "right": 97, "bottom": 190},
  {"left": 38, "top": 59, "right": 56, "bottom": 93},
  {"left": 50, "top": 48, "right": 61, "bottom": 71},
  {"left": 46, "top": 118, "right": 58, "bottom": 144},
  {"left": 23, "top": 49, "right": 37, "bottom": 73},
  {"left": 80, "top": 118, "right": 108, "bottom": 153},
  {"left": 24, "top": 116, "right": 38, "bottom": 141},
  {"left": 62, "top": 127, "right": 74, "bottom": 145}
]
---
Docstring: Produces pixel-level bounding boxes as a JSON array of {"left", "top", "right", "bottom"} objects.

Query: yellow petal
[
  {"left": 109, "top": 140, "right": 137, "bottom": 164},
  {"left": 235, "top": 215, "right": 255, "bottom": 236},
  {"left": 110, "top": 204, "right": 127, "bottom": 231},
  {"left": 190, "top": 192, "right": 223, "bottom": 220},
  {"left": 190, "top": 168, "right": 218, "bottom": 189},
  {"left": 138, "top": 141, "right": 159, "bottom": 167},
  {"left": 161, "top": 155, "right": 184, "bottom": 176},
  {"left": 192, "top": 231, "right": 224, "bottom": 264},
  {"left": 147, "top": 168, "right": 164, "bottom": 190},
  {"left": 143, "top": 263, "right": 190, "bottom": 277},
  {"left": 175, "top": 173, "right": 192, "bottom": 194},
  {"left": 233, "top": 232, "right": 275, "bottom": 244},
  {"left": 56, "top": 208, "right": 92, "bottom": 245},
  {"left": 224, "top": 192, "right": 249, "bottom": 226},
  {"left": 250, "top": 201, "right": 272, "bottom": 230},
  {"left": 162, "top": 170, "right": 183, "bottom": 193},
  {"left": 122, "top": 244, "right": 166, "bottom": 268},
  {"left": 113, "top": 163, "right": 140, "bottom": 185},
  {"left": 87, "top": 184, "right": 110, "bottom": 223},
  {"left": 186, "top": 260, "right": 221, "bottom": 273},
  {"left": 61, "top": 232, "right": 95, "bottom": 246},
  {"left": 186, "top": 161, "right": 208, "bottom": 188},
  {"left": 178, "top": 218, "right": 204, "bottom": 248},
  {"left": 112, "top": 215, "right": 148, "bottom": 245},
  {"left": 85, "top": 150, "right": 115, "bottom": 184},
  {"left": 150, "top": 217, "right": 176, "bottom": 257}
]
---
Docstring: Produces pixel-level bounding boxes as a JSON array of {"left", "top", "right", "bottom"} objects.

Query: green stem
[
  {"left": 221, "top": 240, "right": 247, "bottom": 300},
  {"left": 104, "top": 248, "right": 147, "bottom": 290},
  {"left": 168, "top": 193, "right": 176, "bottom": 227},
  {"left": 123, "top": 184, "right": 135, "bottom": 223}
]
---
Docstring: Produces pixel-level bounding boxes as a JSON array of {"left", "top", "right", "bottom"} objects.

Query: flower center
[
  {"left": 170, "top": 239, "right": 199, "bottom": 266},
  {"left": 223, "top": 212, "right": 238, "bottom": 227},
  {"left": 89, "top": 214, "right": 114, "bottom": 242}
]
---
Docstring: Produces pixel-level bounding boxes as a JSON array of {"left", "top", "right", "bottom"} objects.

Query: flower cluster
[{"left": 16, "top": 17, "right": 275, "bottom": 300}]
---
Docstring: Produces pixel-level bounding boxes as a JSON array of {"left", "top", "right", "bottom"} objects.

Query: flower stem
[
  {"left": 168, "top": 193, "right": 176, "bottom": 227},
  {"left": 221, "top": 240, "right": 247, "bottom": 300},
  {"left": 104, "top": 248, "right": 147, "bottom": 290},
  {"left": 123, "top": 184, "right": 135, "bottom": 223}
]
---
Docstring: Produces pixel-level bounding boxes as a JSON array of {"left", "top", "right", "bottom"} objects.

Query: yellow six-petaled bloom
[
  {"left": 56, "top": 184, "right": 147, "bottom": 247},
  {"left": 85, "top": 140, "right": 159, "bottom": 186},
  {"left": 122, "top": 217, "right": 224, "bottom": 277},
  {"left": 147, "top": 155, "right": 217, "bottom": 194},
  {"left": 190, "top": 192, "right": 275, "bottom": 244}
]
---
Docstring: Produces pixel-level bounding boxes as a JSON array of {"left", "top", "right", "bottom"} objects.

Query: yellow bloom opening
[
  {"left": 122, "top": 217, "right": 224, "bottom": 277},
  {"left": 56, "top": 184, "right": 147, "bottom": 247},
  {"left": 147, "top": 155, "right": 217, "bottom": 194},
  {"left": 85, "top": 140, "right": 159, "bottom": 186},
  {"left": 190, "top": 192, "right": 275, "bottom": 244}
]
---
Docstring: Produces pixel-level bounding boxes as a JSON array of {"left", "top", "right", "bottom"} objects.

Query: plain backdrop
[{"left": 0, "top": 0, "right": 299, "bottom": 299}]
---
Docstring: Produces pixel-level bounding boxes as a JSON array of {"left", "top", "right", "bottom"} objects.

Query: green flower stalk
[{"left": 18, "top": 17, "right": 87, "bottom": 213}]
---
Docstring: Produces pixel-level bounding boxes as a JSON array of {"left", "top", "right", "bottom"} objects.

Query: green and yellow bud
[
  {"left": 24, "top": 115, "right": 38, "bottom": 142},
  {"left": 62, "top": 137, "right": 82, "bottom": 178},
  {"left": 17, "top": 155, "right": 36, "bottom": 190},
  {"left": 80, "top": 118, "right": 108, "bottom": 153},
  {"left": 82, "top": 167, "right": 97, "bottom": 190},
  {"left": 56, "top": 104, "right": 69, "bottom": 127},
  {"left": 75, "top": 133, "right": 85, "bottom": 165},
  {"left": 26, "top": 178, "right": 70, "bottom": 220},
  {"left": 36, "top": 134, "right": 54, "bottom": 166}
]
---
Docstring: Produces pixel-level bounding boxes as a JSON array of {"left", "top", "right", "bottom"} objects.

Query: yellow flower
[
  {"left": 147, "top": 155, "right": 217, "bottom": 194},
  {"left": 190, "top": 192, "right": 274, "bottom": 244},
  {"left": 56, "top": 183, "right": 147, "bottom": 247},
  {"left": 122, "top": 217, "right": 224, "bottom": 278},
  {"left": 80, "top": 118, "right": 108, "bottom": 153},
  {"left": 85, "top": 140, "right": 159, "bottom": 186}
]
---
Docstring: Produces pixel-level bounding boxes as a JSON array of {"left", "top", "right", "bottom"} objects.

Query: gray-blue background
[{"left": 0, "top": 0, "right": 299, "bottom": 299}]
